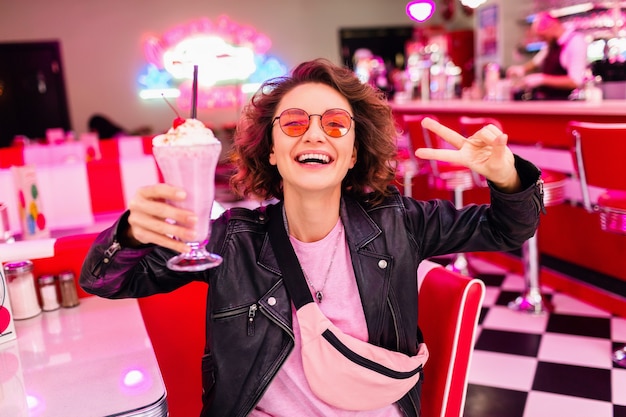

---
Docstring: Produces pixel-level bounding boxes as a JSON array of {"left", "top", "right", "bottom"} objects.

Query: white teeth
[{"left": 297, "top": 153, "right": 330, "bottom": 164}]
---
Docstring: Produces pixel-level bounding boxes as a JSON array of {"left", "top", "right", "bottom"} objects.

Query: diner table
[
  {"left": 0, "top": 199, "right": 230, "bottom": 417},
  {"left": 0, "top": 296, "right": 168, "bottom": 417}
]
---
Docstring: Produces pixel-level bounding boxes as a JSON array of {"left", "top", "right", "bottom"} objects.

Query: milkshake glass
[{"left": 152, "top": 118, "right": 223, "bottom": 271}]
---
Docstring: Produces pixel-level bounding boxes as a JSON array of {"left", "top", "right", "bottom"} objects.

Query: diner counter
[
  {"left": 391, "top": 98, "right": 626, "bottom": 116},
  {"left": 391, "top": 99, "right": 626, "bottom": 149},
  {"left": 0, "top": 296, "right": 168, "bottom": 417}
]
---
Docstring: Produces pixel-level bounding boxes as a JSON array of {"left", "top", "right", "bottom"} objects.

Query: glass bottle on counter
[
  {"left": 38, "top": 274, "right": 60, "bottom": 311},
  {"left": 484, "top": 63, "right": 500, "bottom": 101},
  {"left": 585, "top": 75, "right": 604, "bottom": 103},
  {"left": 59, "top": 271, "right": 80, "bottom": 308},
  {"left": 4, "top": 260, "right": 42, "bottom": 319}
]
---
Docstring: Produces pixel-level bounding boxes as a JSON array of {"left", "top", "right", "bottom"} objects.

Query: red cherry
[{"left": 173, "top": 117, "right": 185, "bottom": 128}]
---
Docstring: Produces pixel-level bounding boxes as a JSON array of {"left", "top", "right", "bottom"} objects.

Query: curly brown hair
[{"left": 230, "top": 58, "right": 399, "bottom": 204}]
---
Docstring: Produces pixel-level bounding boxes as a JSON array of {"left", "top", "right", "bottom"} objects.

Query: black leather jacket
[{"left": 80, "top": 156, "right": 542, "bottom": 417}]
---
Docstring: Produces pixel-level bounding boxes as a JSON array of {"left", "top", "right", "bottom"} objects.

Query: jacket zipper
[
  {"left": 237, "top": 341, "right": 293, "bottom": 417},
  {"left": 211, "top": 303, "right": 259, "bottom": 337},
  {"left": 236, "top": 302, "right": 295, "bottom": 417},
  {"left": 388, "top": 292, "right": 419, "bottom": 417},
  {"left": 247, "top": 304, "right": 257, "bottom": 336},
  {"left": 387, "top": 298, "right": 401, "bottom": 351},
  {"left": 212, "top": 304, "right": 250, "bottom": 320},
  {"left": 536, "top": 177, "right": 547, "bottom": 214},
  {"left": 93, "top": 240, "right": 121, "bottom": 277}
]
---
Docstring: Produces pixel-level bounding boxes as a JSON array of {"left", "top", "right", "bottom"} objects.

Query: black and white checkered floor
[{"left": 455, "top": 257, "right": 626, "bottom": 417}]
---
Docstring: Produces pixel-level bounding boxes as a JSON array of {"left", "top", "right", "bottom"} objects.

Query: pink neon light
[
  {"left": 139, "top": 15, "right": 284, "bottom": 109},
  {"left": 142, "top": 15, "right": 272, "bottom": 69}
]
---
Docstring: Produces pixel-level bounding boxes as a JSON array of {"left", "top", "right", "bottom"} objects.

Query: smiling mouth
[{"left": 297, "top": 153, "right": 331, "bottom": 164}]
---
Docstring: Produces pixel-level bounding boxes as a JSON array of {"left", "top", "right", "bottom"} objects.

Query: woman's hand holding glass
[
  {"left": 415, "top": 117, "right": 521, "bottom": 193},
  {"left": 125, "top": 183, "right": 198, "bottom": 255}
]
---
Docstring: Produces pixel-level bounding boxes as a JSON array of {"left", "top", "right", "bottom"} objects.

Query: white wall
[
  {"left": 0, "top": 0, "right": 473, "bottom": 136},
  {"left": 473, "top": 0, "right": 530, "bottom": 83}
]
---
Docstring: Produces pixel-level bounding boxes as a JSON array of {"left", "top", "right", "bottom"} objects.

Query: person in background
[
  {"left": 79, "top": 58, "right": 543, "bottom": 417},
  {"left": 88, "top": 114, "right": 126, "bottom": 139},
  {"left": 88, "top": 114, "right": 153, "bottom": 139},
  {"left": 507, "top": 11, "right": 587, "bottom": 100}
]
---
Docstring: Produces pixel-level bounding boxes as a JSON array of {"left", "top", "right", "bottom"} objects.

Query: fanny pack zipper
[{"left": 321, "top": 329, "right": 423, "bottom": 379}]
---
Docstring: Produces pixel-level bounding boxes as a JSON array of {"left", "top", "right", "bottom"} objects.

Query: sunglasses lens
[
  {"left": 279, "top": 109, "right": 309, "bottom": 137},
  {"left": 277, "top": 108, "right": 353, "bottom": 138},
  {"left": 322, "top": 110, "right": 352, "bottom": 137}
]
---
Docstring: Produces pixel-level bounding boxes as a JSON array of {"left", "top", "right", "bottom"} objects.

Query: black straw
[{"left": 191, "top": 64, "right": 198, "bottom": 119}]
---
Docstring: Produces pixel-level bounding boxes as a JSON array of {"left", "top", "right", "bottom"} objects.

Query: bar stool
[
  {"left": 393, "top": 115, "right": 420, "bottom": 199},
  {"left": 508, "top": 170, "right": 566, "bottom": 314},
  {"left": 458, "top": 116, "right": 567, "bottom": 314},
  {"left": 404, "top": 114, "right": 486, "bottom": 275},
  {"left": 568, "top": 120, "right": 626, "bottom": 368}
]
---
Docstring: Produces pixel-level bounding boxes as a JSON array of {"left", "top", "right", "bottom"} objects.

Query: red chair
[
  {"left": 404, "top": 114, "right": 487, "bottom": 275},
  {"left": 418, "top": 259, "right": 485, "bottom": 417},
  {"left": 569, "top": 121, "right": 626, "bottom": 234},
  {"left": 568, "top": 120, "right": 626, "bottom": 368},
  {"left": 459, "top": 116, "right": 567, "bottom": 315}
]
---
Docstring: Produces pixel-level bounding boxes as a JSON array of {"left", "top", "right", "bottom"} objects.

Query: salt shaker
[
  {"left": 38, "top": 274, "right": 60, "bottom": 311},
  {"left": 59, "top": 271, "right": 80, "bottom": 308},
  {"left": 4, "top": 260, "right": 42, "bottom": 319}
]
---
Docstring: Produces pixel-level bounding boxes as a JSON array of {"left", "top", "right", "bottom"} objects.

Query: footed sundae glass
[{"left": 152, "top": 118, "right": 223, "bottom": 271}]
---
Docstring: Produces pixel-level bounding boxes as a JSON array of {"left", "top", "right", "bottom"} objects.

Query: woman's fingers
[
  {"left": 131, "top": 185, "right": 194, "bottom": 224},
  {"left": 414, "top": 147, "right": 461, "bottom": 164},
  {"left": 414, "top": 118, "right": 515, "bottom": 184},
  {"left": 420, "top": 117, "right": 467, "bottom": 149},
  {"left": 129, "top": 217, "right": 191, "bottom": 253},
  {"left": 471, "top": 123, "right": 505, "bottom": 144},
  {"left": 126, "top": 184, "right": 197, "bottom": 249}
]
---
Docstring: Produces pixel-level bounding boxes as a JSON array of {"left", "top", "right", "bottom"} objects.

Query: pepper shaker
[{"left": 59, "top": 271, "right": 80, "bottom": 308}]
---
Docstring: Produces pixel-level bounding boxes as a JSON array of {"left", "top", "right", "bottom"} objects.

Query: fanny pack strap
[{"left": 267, "top": 203, "right": 316, "bottom": 309}]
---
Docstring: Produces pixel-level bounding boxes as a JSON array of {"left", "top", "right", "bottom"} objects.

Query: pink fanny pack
[{"left": 269, "top": 206, "right": 429, "bottom": 411}]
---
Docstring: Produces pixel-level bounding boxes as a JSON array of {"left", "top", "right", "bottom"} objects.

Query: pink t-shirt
[{"left": 251, "top": 220, "right": 403, "bottom": 417}]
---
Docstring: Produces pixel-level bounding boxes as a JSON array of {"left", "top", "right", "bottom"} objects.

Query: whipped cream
[{"left": 153, "top": 118, "right": 220, "bottom": 146}]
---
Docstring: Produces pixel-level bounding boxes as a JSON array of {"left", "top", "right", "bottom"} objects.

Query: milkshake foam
[{"left": 153, "top": 118, "right": 220, "bottom": 146}]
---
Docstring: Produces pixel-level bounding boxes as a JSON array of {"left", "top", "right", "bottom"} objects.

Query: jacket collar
[
  {"left": 258, "top": 195, "right": 386, "bottom": 277},
  {"left": 340, "top": 194, "right": 383, "bottom": 250}
]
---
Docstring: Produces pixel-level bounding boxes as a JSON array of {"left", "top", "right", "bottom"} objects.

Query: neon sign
[{"left": 138, "top": 15, "right": 287, "bottom": 109}]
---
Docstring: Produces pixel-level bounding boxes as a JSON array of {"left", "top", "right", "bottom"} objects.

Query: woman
[{"left": 80, "top": 58, "right": 543, "bottom": 417}]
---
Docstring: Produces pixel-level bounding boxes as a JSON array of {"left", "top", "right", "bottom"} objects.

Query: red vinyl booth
[{"left": 418, "top": 260, "right": 485, "bottom": 417}]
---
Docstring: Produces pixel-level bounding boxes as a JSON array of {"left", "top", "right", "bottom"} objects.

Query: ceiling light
[
  {"left": 406, "top": 0, "right": 436, "bottom": 22},
  {"left": 460, "top": 0, "right": 487, "bottom": 9}
]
